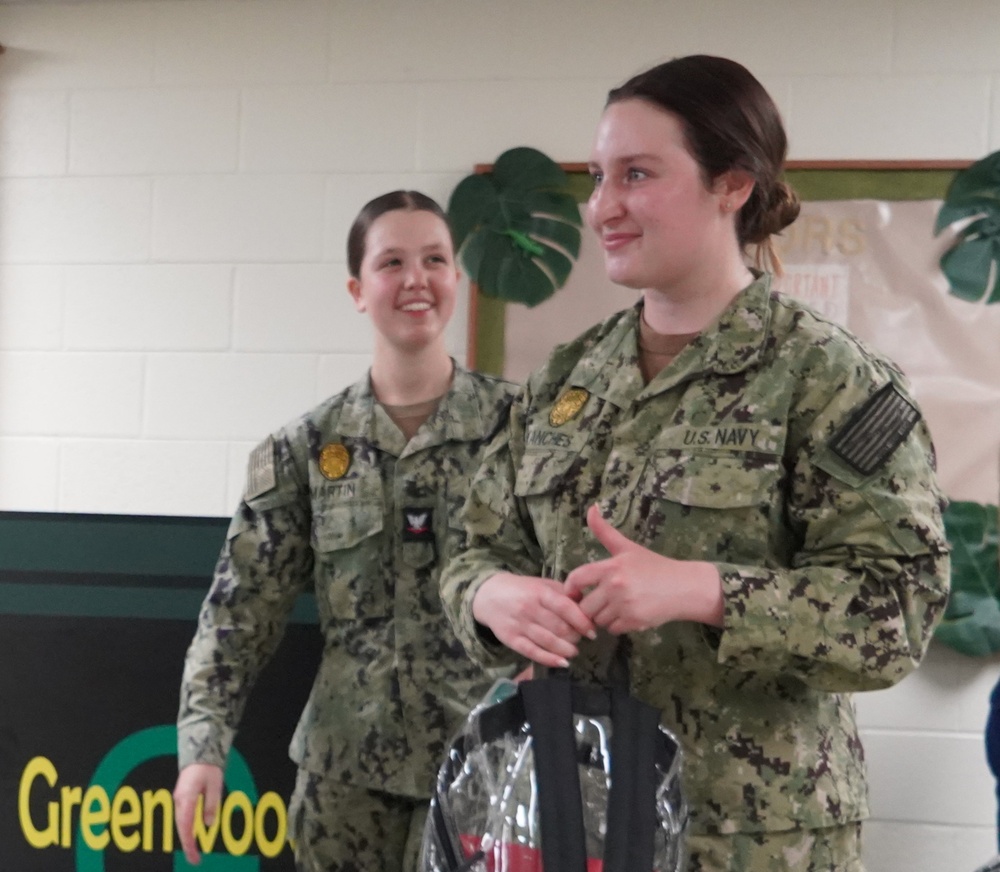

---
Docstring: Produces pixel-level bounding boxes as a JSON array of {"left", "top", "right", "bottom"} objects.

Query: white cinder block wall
[{"left": 1, "top": 1, "right": 998, "bottom": 869}]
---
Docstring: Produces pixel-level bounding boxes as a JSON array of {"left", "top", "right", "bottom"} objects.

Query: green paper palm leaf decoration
[
  {"left": 934, "top": 501, "right": 1000, "bottom": 657},
  {"left": 448, "top": 147, "right": 583, "bottom": 307},
  {"left": 935, "top": 149, "right": 1000, "bottom": 304}
]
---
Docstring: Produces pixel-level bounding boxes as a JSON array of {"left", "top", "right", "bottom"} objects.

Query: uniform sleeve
[
  {"left": 440, "top": 392, "right": 543, "bottom": 668},
  {"left": 714, "top": 371, "right": 951, "bottom": 693},
  {"left": 177, "top": 432, "right": 314, "bottom": 769}
]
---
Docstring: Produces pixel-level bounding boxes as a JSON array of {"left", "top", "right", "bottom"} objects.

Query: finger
[
  {"left": 525, "top": 621, "right": 580, "bottom": 660},
  {"left": 184, "top": 840, "right": 202, "bottom": 866},
  {"left": 577, "top": 575, "right": 616, "bottom": 619},
  {"left": 584, "top": 596, "right": 619, "bottom": 630},
  {"left": 536, "top": 616, "right": 581, "bottom": 647},
  {"left": 203, "top": 780, "right": 222, "bottom": 825},
  {"left": 509, "top": 633, "right": 573, "bottom": 669},
  {"left": 530, "top": 647, "right": 573, "bottom": 669},
  {"left": 608, "top": 615, "right": 649, "bottom": 635},
  {"left": 586, "top": 504, "right": 635, "bottom": 556},
  {"left": 533, "top": 593, "right": 584, "bottom": 642},
  {"left": 564, "top": 559, "right": 609, "bottom": 599},
  {"left": 541, "top": 588, "right": 597, "bottom": 639},
  {"left": 174, "top": 797, "right": 201, "bottom": 865},
  {"left": 606, "top": 617, "right": 630, "bottom": 636},
  {"left": 492, "top": 614, "right": 579, "bottom": 664}
]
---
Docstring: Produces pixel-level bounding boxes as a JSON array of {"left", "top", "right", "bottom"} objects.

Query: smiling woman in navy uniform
[
  {"left": 441, "top": 57, "right": 950, "bottom": 872},
  {"left": 173, "top": 191, "right": 516, "bottom": 872}
]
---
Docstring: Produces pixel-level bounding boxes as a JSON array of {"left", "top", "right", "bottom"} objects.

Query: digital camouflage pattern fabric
[
  {"left": 287, "top": 769, "right": 427, "bottom": 872},
  {"left": 178, "top": 364, "right": 517, "bottom": 802},
  {"left": 685, "top": 821, "right": 863, "bottom": 871},
  {"left": 441, "top": 274, "right": 950, "bottom": 837}
]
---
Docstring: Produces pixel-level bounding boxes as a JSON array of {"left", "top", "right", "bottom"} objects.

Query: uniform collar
[
  {"left": 404, "top": 363, "right": 492, "bottom": 455},
  {"left": 563, "top": 273, "right": 773, "bottom": 407},
  {"left": 335, "top": 361, "right": 491, "bottom": 455},
  {"left": 685, "top": 272, "right": 773, "bottom": 377}
]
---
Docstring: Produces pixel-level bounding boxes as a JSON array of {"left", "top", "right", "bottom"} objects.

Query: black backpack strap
[
  {"left": 602, "top": 635, "right": 662, "bottom": 872},
  {"left": 520, "top": 673, "right": 588, "bottom": 872},
  {"left": 603, "top": 686, "right": 662, "bottom": 872}
]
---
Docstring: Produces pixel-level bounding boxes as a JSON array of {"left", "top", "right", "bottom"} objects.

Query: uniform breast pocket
[
  {"left": 639, "top": 450, "right": 783, "bottom": 562},
  {"left": 514, "top": 448, "right": 582, "bottom": 501},
  {"left": 312, "top": 501, "right": 388, "bottom": 620},
  {"left": 515, "top": 414, "right": 593, "bottom": 502},
  {"left": 513, "top": 448, "right": 587, "bottom": 576}
]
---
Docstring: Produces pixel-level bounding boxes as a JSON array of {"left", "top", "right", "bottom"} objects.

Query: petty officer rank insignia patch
[
  {"left": 319, "top": 443, "right": 351, "bottom": 480},
  {"left": 402, "top": 507, "right": 434, "bottom": 542},
  {"left": 829, "top": 382, "right": 920, "bottom": 476},
  {"left": 245, "top": 435, "right": 277, "bottom": 500},
  {"left": 549, "top": 388, "right": 589, "bottom": 427}
]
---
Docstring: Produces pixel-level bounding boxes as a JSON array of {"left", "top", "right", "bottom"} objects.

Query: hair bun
[
  {"left": 769, "top": 180, "right": 801, "bottom": 235},
  {"left": 742, "top": 179, "right": 800, "bottom": 245}
]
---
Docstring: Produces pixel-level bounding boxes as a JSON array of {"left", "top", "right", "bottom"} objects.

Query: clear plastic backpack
[{"left": 420, "top": 648, "right": 688, "bottom": 872}]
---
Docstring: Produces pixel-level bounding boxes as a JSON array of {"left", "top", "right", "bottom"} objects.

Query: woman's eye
[
  {"left": 590, "top": 171, "right": 604, "bottom": 186},
  {"left": 626, "top": 168, "right": 647, "bottom": 182}
]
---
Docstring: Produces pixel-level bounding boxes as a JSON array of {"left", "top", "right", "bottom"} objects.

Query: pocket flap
[
  {"left": 647, "top": 451, "right": 781, "bottom": 509},
  {"left": 514, "top": 419, "right": 593, "bottom": 497},
  {"left": 514, "top": 449, "right": 582, "bottom": 497},
  {"left": 313, "top": 501, "right": 384, "bottom": 553}
]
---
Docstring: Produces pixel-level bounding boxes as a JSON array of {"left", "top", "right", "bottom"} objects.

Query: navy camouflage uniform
[
  {"left": 178, "top": 364, "right": 517, "bottom": 871},
  {"left": 441, "top": 275, "right": 950, "bottom": 870}
]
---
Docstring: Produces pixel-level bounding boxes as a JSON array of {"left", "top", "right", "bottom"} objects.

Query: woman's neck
[
  {"left": 642, "top": 260, "right": 755, "bottom": 334},
  {"left": 369, "top": 342, "right": 454, "bottom": 406}
]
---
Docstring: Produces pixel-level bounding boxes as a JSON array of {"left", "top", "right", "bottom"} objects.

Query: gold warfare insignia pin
[
  {"left": 318, "top": 443, "right": 351, "bottom": 480},
  {"left": 549, "top": 388, "right": 589, "bottom": 426}
]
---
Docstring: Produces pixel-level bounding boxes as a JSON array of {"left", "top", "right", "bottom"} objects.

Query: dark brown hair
[
  {"left": 346, "top": 190, "right": 452, "bottom": 278},
  {"left": 608, "top": 55, "right": 800, "bottom": 272}
]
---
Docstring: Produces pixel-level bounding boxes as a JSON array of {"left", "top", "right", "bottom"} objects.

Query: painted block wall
[{"left": 0, "top": 1, "right": 998, "bottom": 869}]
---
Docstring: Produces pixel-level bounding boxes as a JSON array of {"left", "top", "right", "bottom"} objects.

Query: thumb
[{"left": 586, "top": 504, "right": 633, "bottom": 555}]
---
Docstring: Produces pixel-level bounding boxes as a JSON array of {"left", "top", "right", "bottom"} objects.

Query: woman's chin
[{"left": 605, "top": 268, "right": 645, "bottom": 291}]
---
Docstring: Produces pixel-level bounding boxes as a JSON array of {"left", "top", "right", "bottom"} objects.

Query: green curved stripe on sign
[{"left": 75, "top": 725, "right": 259, "bottom": 872}]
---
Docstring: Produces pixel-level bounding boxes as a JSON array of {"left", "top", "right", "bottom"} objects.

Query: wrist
[
  {"left": 471, "top": 571, "right": 516, "bottom": 627},
  {"left": 683, "top": 561, "right": 724, "bottom": 627}
]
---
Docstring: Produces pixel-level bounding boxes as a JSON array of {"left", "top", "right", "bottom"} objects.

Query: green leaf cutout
[
  {"left": 447, "top": 146, "right": 583, "bottom": 307},
  {"left": 934, "top": 501, "right": 1000, "bottom": 657},
  {"left": 935, "top": 150, "right": 1000, "bottom": 304},
  {"left": 448, "top": 174, "right": 499, "bottom": 251}
]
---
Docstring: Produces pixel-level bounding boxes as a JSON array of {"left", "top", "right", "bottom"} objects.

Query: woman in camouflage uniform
[
  {"left": 441, "top": 56, "right": 950, "bottom": 871},
  {"left": 173, "top": 191, "right": 517, "bottom": 871}
]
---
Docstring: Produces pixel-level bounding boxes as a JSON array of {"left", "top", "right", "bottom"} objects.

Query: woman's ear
[
  {"left": 347, "top": 277, "right": 366, "bottom": 313},
  {"left": 715, "top": 169, "right": 755, "bottom": 212}
]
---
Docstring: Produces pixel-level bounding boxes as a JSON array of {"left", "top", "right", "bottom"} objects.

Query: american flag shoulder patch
[
  {"left": 245, "top": 435, "right": 277, "bottom": 500},
  {"left": 829, "top": 382, "right": 920, "bottom": 476}
]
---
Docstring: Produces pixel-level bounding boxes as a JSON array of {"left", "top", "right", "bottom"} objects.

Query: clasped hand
[{"left": 473, "top": 504, "right": 724, "bottom": 668}]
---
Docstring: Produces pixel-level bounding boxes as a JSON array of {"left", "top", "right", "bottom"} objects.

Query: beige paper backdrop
[{"left": 501, "top": 200, "right": 1000, "bottom": 504}]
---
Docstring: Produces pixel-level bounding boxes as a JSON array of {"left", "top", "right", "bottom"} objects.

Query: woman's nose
[
  {"left": 404, "top": 265, "right": 428, "bottom": 287},
  {"left": 587, "top": 181, "right": 624, "bottom": 227}
]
